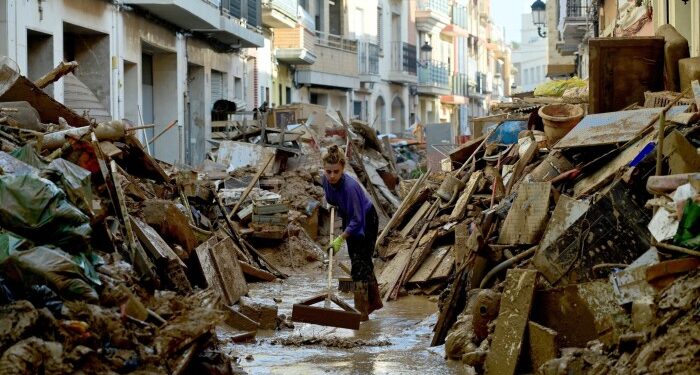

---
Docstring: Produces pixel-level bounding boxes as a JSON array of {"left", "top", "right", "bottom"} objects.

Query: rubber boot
[
  {"left": 367, "top": 276, "right": 383, "bottom": 315},
  {"left": 353, "top": 281, "right": 370, "bottom": 321}
]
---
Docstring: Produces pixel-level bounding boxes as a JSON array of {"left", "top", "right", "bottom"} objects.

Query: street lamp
[
  {"left": 531, "top": 0, "right": 547, "bottom": 38},
  {"left": 417, "top": 40, "right": 433, "bottom": 68}
]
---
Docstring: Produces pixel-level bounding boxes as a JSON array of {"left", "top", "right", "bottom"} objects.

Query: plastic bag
[
  {"left": 0, "top": 246, "right": 98, "bottom": 302},
  {"left": 674, "top": 198, "right": 700, "bottom": 249},
  {"left": 41, "top": 158, "right": 93, "bottom": 216},
  {"left": 0, "top": 174, "right": 91, "bottom": 250},
  {"left": 9, "top": 144, "right": 48, "bottom": 170}
]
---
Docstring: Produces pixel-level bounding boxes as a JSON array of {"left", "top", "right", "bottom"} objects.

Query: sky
[{"left": 489, "top": 0, "right": 534, "bottom": 43}]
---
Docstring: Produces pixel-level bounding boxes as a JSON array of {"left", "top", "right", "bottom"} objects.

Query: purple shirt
[{"left": 322, "top": 173, "right": 374, "bottom": 238}]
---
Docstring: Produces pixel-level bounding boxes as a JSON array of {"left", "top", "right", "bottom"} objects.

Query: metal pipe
[{"left": 479, "top": 246, "right": 536, "bottom": 288}]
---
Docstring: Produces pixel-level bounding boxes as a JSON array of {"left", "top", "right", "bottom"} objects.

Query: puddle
[{"left": 222, "top": 260, "right": 468, "bottom": 375}]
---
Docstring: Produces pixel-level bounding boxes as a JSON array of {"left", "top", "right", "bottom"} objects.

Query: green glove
[{"left": 330, "top": 235, "right": 345, "bottom": 255}]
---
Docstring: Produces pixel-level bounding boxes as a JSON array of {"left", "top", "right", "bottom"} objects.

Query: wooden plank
[
  {"left": 449, "top": 171, "right": 483, "bottom": 221},
  {"left": 484, "top": 269, "right": 538, "bottom": 375},
  {"left": 239, "top": 261, "right": 276, "bottom": 282},
  {"left": 429, "top": 249, "right": 455, "bottom": 280},
  {"left": 195, "top": 237, "right": 248, "bottom": 305},
  {"left": 291, "top": 304, "right": 361, "bottom": 330},
  {"left": 130, "top": 216, "right": 186, "bottom": 267},
  {"left": 375, "top": 171, "right": 430, "bottom": 247},
  {"left": 124, "top": 134, "right": 170, "bottom": 182},
  {"left": 498, "top": 182, "right": 552, "bottom": 245},
  {"left": 382, "top": 136, "right": 399, "bottom": 174},
  {"left": 385, "top": 202, "right": 439, "bottom": 301},
  {"left": 402, "top": 229, "right": 440, "bottom": 286},
  {"left": 408, "top": 245, "right": 451, "bottom": 284},
  {"left": 574, "top": 130, "right": 657, "bottom": 198},
  {"left": 400, "top": 201, "right": 430, "bottom": 238},
  {"left": 378, "top": 247, "right": 413, "bottom": 294},
  {"left": 505, "top": 140, "right": 538, "bottom": 195},
  {"left": 99, "top": 141, "right": 122, "bottom": 158},
  {"left": 431, "top": 262, "right": 471, "bottom": 346}
]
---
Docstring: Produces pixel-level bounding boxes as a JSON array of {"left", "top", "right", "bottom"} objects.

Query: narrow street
[{"left": 230, "top": 258, "right": 467, "bottom": 375}]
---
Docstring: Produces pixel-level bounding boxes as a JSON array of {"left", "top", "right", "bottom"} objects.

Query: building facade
[
  {"left": 0, "top": 0, "right": 264, "bottom": 166},
  {"left": 512, "top": 13, "right": 548, "bottom": 92},
  {"left": 0, "top": 0, "right": 514, "bottom": 167},
  {"left": 545, "top": 0, "right": 700, "bottom": 80}
]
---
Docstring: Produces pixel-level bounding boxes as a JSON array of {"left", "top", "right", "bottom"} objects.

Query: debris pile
[
  {"left": 374, "top": 75, "right": 700, "bottom": 373},
  {"left": 0, "top": 58, "right": 412, "bottom": 372}
]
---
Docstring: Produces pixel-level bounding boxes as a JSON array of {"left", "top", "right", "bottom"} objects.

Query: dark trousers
[{"left": 346, "top": 206, "right": 378, "bottom": 282}]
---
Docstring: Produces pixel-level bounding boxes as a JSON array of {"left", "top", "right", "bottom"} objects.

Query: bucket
[{"left": 538, "top": 104, "right": 584, "bottom": 146}]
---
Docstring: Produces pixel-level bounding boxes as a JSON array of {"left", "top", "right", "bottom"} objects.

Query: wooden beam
[
  {"left": 34, "top": 61, "right": 78, "bottom": 89},
  {"left": 227, "top": 152, "right": 275, "bottom": 221}
]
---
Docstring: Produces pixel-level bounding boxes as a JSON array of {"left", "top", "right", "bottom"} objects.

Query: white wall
[{"left": 1, "top": 0, "right": 253, "bottom": 165}]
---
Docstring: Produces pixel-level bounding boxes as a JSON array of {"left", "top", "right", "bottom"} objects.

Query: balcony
[
  {"left": 123, "top": 0, "right": 220, "bottom": 29},
  {"left": 417, "top": 60, "right": 450, "bottom": 96},
  {"left": 556, "top": 0, "right": 591, "bottom": 56},
  {"left": 273, "top": 25, "right": 316, "bottom": 64},
  {"left": 440, "top": 73, "right": 470, "bottom": 104},
  {"left": 262, "top": 0, "right": 297, "bottom": 29},
  {"left": 388, "top": 41, "right": 417, "bottom": 84},
  {"left": 416, "top": 0, "right": 451, "bottom": 32},
  {"left": 450, "top": 3, "right": 469, "bottom": 33},
  {"left": 295, "top": 32, "right": 359, "bottom": 90},
  {"left": 358, "top": 41, "right": 380, "bottom": 83}
]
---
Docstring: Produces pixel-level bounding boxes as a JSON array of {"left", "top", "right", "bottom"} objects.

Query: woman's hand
[{"left": 330, "top": 235, "right": 346, "bottom": 255}]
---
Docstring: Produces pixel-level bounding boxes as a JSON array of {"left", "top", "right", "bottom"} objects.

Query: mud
[
  {"left": 256, "top": 226, "right": 326, "bottom": 272},
  {"left": 218, "top": 250, "right": 469, "bottom": 375},
  {"left": 270, "top": 336, "right": 391, "bottom": 349}
]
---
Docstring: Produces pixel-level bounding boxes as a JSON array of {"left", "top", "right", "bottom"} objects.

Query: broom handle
[{"left": 326, "top": 207, "right": 335, "bottom": 305}]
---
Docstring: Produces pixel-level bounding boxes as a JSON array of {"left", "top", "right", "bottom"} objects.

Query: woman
[{"left": 322, "top": 145, "right": 383, "bottom": 320}]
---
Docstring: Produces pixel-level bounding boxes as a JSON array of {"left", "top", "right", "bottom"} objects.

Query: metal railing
[
  {"left": 390, "top": 41, "right": 417, "bottom": 75},
  {"left": 416, "top": 0, "right": 450, "bottom": 15},
  {"left": 263, "top": 0, "right": 298, "bottom": 19},
  {"left": 452, "top": 3, "right": 468, "bottom": 30},
  {"left": 566, "top": 0, "right": 590, "bottom": 17},
  {"left": 314, "top": 31, "right": 357, "bottom": 52},
  {"left": 451, "top": 73, "right": 469, "bottom": 96},
  {"left": 418, "top": 60, "right": 449, "bottom": 88},
  {"left": 358, "top": 41, "right": 379, "bottom": 75}
]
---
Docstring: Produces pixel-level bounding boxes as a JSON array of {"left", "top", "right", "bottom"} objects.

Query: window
[{"left": 285, "top": 87, "right": 291, "bottom": 104}]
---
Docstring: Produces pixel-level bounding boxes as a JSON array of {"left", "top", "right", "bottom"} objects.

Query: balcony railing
[
  {"left": 390, "top": 41, "right": 417, "bottom": 75},
  {"left": 566, "top": 0, "right": 590, "bottom": 17},
  {"left": 314, "top": 31, "right": 357, "bottom": 52},
  {"left": 418, "top": 60, "right": 449, "bottom": 88},
  {"left": 416, "top": 0, "right": 450, "bottom": 15},
  {"left": 358, "top": 41, "right": 379, "bottom": 75},
  {"left": 452, "top": 4, "right": 468, "bottom": 30},
  {"left": 451, "top": 73, "right": 469, "bottom": 97},
  {"left": 262, "top": 0, "right": 297, "bottom": 19}
]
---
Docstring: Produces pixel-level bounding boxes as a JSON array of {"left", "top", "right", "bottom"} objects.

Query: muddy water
[{"left": 225, "top": 262, "right": 467, "bottom": 375}]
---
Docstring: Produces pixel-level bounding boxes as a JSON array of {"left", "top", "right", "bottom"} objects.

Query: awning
[{"left": 546, "top": 64, "right": 576, "bottom": 78}]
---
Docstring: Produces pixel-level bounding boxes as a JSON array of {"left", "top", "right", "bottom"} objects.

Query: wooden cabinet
[{"left": 588, "top": 37, "right": 664, "bottom": 114}]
